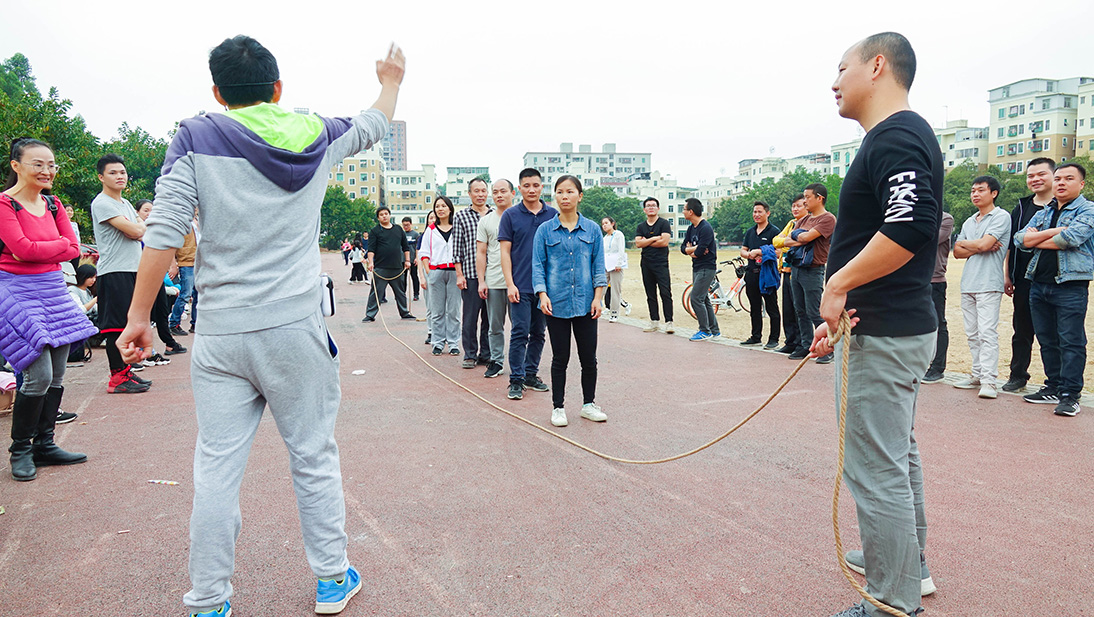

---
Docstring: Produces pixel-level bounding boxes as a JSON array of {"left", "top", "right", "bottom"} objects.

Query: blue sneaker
[
  {"left": 689, "top": 332, "right": 712, "bottom": 341},
  {"left": 315, "top": 566, "right": 362, "bottom": 614},
  {"left": 190, "top": 601, "right": 231, "bottom": 617}
]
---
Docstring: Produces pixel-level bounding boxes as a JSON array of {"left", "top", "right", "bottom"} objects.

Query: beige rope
[{"left": 367, "top": 274, "right": 906, "bottom": 614}]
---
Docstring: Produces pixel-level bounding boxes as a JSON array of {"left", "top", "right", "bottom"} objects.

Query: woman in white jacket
[
  {"left": 601, "top": 217, "right": 628, "bottom": 322},
  {"left": 419, "top": 197, "right": 461, "bottom": 355}
]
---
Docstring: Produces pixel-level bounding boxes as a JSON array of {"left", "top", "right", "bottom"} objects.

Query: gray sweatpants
[
  {"left": 486, "top": 288, "right": 509, "bottom": 366},
  {"left": 427, "top": 269, "right": 461, "bottom": 350},
  {"left": 835, "top": 332, "right": 933, "bottom": 617},
  {"left": 183, "top": 310, "right": 348, "bottom": 613}
]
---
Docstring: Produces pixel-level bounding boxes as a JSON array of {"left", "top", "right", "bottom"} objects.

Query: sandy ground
[{"left": 609, "top": 248, "right": 1094, "bottom": 395}]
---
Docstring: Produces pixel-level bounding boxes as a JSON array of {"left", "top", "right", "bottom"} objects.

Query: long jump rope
[{"left": 367, "top": 268, "right": 908, "bottom": 617}]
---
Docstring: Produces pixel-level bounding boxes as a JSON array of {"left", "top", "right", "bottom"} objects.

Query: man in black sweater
[
  {"left": 680, "top": 198, "right": 718, "bottom": 341},
  {"left": 363, "top": 206, "right": 414, "bottom": 322}
]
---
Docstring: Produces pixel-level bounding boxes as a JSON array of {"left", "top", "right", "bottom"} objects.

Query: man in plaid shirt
[{"left": 453, "top": 177, "right": 494, "bottom": 368}]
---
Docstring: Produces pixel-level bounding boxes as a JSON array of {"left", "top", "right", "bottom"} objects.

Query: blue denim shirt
[
  {"left": 532, "top": 214, "right": 607, "bottom": 319},
  {"left": 1014, "top": 194, "right": 1094, "bottom": 283}
]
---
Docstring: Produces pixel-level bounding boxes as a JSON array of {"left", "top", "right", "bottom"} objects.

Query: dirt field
[{"left": 610, "top": 248, "right": 1094, "bottom": 395}]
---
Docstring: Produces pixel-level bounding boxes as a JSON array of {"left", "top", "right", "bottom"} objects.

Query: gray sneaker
[
  {"left": 829, "top": 606, "right": 870, "bottom": 617},
  {"left": 843, "top": 550, "right": 936, "bottom": 596},
  {"left": 952, "top": 377, "right": 980, "bottom": 389}
]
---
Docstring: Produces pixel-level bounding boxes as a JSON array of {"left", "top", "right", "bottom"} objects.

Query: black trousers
[
  {"left": 744, "top": 269, "right": 780, "bottom": 342},
  {"left": 929, "top": 281, "right": 948, "bottom": 374},
  {"left": 151, "top": 284, "right": 178, "bottom": 348},
  {"left": 408, "top": 262, "right": 420, "bottom": 297},
  {"left": 546, "top": 314, "right": 598, "bottom": 409},
  {"left": 640, "top": 261, "right": 672, "bottom": 322},
  {"left": 461, "top": 280, "right": 490, "bottom": 361},
  {"left": 349, "top": 262, "right": 366, "bottom": 282},
  {"left": 781, "top": 271, "right": 799, "bottom": 348},
  {"left": 1008, "top": 277, "right": 1035, "bottom": 381}
]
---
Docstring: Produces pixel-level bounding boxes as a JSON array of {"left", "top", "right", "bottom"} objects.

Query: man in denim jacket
[{"left": 1013, "top": 163, "right": 1093, "bottom": 417}]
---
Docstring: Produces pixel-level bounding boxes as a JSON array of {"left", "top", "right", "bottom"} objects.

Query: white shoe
[
  {"left": 978, "top": 383, "right": 997, "bottom": 399},
  {"left": 665, "top": 321, "right": 675, "bottom": 334},
  {"left": 551, "top": 408, "right": 568, "bottom": 427},
  {"left": 608, "top": 311, "right": 618, "bottom": 323},
  {"left": 643, "top": 320, "right": 660, "bottom": 332},
  {"left": 953, "top": 377, "right": 980, "bottom": 389},
  {"left": 623, "top": 301, "right": 632, "bottom": 316},
  {"left": 580, "top": 402, "right": 607, "bottom": 422}
]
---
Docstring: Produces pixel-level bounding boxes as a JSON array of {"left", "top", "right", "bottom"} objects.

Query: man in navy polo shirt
[{"left": 499, "top": 168, "right": 557, "bottom": 401}]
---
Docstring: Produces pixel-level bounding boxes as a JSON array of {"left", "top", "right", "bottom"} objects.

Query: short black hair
[
  {"left": 683, "top": 198, "right": 703, "bottom": 216},
  {"left": 75, "top": 264, "right": 97, "bottom": 286},
  {"left": 858, "top": 32, "right": 916, "bottom": 90},
  {"left": 804, "top": 183, "right": 828, "bottom": 203},
  {"left": 376, "top": 205, "right": 390, "bottom": 216},
  {"left": 792, "top": 193, "right": 805, "bottom": 203},
  {"left": 401, "top": 216, "right": 413, "bottom": 223},
  {"left": 468, "top": 176, "right": 489, "bottom": 191},
  {"left": 518, "top": 168, "right": 542, "bottom": 182},
  {"left": 1027, "top": 157, "right": 1056, "bottom": 172},
  {"left": 1056, "top": 162, "right": 1087, "bottom": 180},
  {"left": 972, "top": 175, "right": 1001, "bottom": 196},
  {"left": 753, "top": 200, "right": 770, "bottom": 212},
  {"left": 209, "top": 35, "right": 280, "bottom": 106},
  {"left": 97, "top": 153, "right": 125, "bottom": 175},
  {"left": 643, "top": 197, "right": 660, "bottom": 208}
]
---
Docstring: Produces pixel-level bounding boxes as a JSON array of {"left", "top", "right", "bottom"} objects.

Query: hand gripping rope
[{"left": 368, "top": 272, "right": 909, "bottom": 617}]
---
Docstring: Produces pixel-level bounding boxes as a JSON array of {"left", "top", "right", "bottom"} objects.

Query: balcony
[{"left": 1007, "top": 128, "right": 1019, "bottom": 137}]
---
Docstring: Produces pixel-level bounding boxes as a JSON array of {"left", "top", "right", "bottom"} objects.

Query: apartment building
[
  {"left": 935, "top": 120, "right": 989, "bottom": 170},
  {"left": 384, "top": 164, "right": 436, "bottom": 227},
  {"left": 1076, "top": 81, "right": 1094, "bottom": 157},
  {"left": 381, "top": 120, "right": 407, "bottom": 171},
  {"left": 328, "top": 147, "right": 383, "bottom": 202},
  {"left": 523, "top": 143, "right": 652, "bottom": 192},
  {"left": 988, "top": 77, "right": 1093, "bottom": 173},
  {"left": 443, "top": 166, "right": 489, "bottom": 205}
]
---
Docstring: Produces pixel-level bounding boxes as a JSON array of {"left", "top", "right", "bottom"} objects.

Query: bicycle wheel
[
  {"left": 681, "top": 284, "right": 696, "bottom": 319},
  {"left": 707, "top": 287, "right": 723, "bottom": 314},
  {"left": 735, "top": 282, "right": 749, "bottom": 313}
]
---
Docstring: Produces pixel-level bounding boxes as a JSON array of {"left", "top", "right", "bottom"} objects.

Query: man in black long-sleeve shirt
[
  {"left": 680, "top": 198, "right": 718, "bottom": 340},
  {"left": 812, "top": 33, "right": 940, "bottom": 617}
]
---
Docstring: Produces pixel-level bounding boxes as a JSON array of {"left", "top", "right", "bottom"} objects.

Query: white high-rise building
[{"left": 523, "top": 143, "right": 652, "bottom": 192}]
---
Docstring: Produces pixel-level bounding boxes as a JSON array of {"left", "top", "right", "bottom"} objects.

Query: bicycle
[{"left": 681, "top": 257, "right": 749, "bottom": 318}]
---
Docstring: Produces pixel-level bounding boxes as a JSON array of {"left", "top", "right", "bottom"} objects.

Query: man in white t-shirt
[{"left": 476, "top": 179, "right": 513, "bottom": 379}]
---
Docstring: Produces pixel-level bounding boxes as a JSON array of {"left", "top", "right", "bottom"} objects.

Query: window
[
  {"left": 348, "top": 164, "right": 355, "bottom": 172},
  {"left": 371, "top": 186, "right": 376, "bottom": 194},
  {"left": 1082, "top": 119, "right": 1086, "bottom": 127},
  {"left": 336, "top": 173, "right": 344, "bottom": 181},
  {"left": 997, "top": 145, "right": 1004, "bottom": 156},
  {"left": 349, "top": 178, "right": 356, "bottom": 186},
  {"left": 426, "top": 183, "right": 431, "bottom": 190},
  {"left": 1019, "top": 105, "right": 1025, "bottom": 115},
  {"left": 668, "top": 205, "right": 674, "bottom": 213},
  {"left": 1042, "top": 99, "right": 1051, "bottom": 110},
  {"left": 1064, "top": 118, "right": 1069, "bottom": 126},
  {"left": 348, "top": 192, "right": 356, "bottom": 199},
  {"left": 1045, "top": 119, "right": 1051, "bottom": 130},
  {"left": 668, "top": 192, "right": 675, "bottom": 199},
  {"left": 1018, "top": 142, "right": 1024, "bottom": 153},
  {"left": 1064, "top": 97, "right": 1073, "bottom": 108},
  {"left": 1063, "top": 137, "right": 1068, "bottom": 147},
  {"left": 1017, "top": 162, "right": 1023, "bottom": 172},
  {"left": 1008, "top": 105, "right": 1019, "bottom": 117},
  {"left": 833, "top": 151, "right": 840, "bottom": 162},
  {"left": 371, "top": 173, "right": 376, "bottom": 180},
  {"left": 998, "top": 108, "right": 1006, "bottom": 119},
  {"left": 997, "top": 127, "right": 1005, "bottom": 138}
]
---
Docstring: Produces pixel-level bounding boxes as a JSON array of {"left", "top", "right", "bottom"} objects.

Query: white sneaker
[
  {"left": 643, "top": 320, "right": 660, "bottom": 332},
  {"left": 665, "top": 321, "right": 675, "bottom": 334},
  {"left": 953, "top": 377, "right": 980, "bottom": 389},
  {"left": 580, "top": 402, "right": 608, "bottom": 422},
  {"left": 978, "top": 383, "right": 997, "bottom": 399},
  {"left": 608, "top": 311, "right": 618, "bottom": 323},
  {"left": 624, "top": 302, "right": 632, "bottom": 316},
  {"left": 551, "top": 408, "right": 568, "bottom": 427}
]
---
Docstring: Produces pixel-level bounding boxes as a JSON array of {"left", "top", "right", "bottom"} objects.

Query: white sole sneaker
[
  {"left": 665, "top": 322, "right": 675, "bottom": 334},
  {"left": 845, "top": 554, "right": 936, "bottom": 596},
  {"left": 580, "top": 403, "right": 607, "bottom": 422},
  {"left": 551, "top": 408, "right": 568, "bottom": 427},
  {"left": 978, "top": 385, "right": 997, "bottom": 399}
]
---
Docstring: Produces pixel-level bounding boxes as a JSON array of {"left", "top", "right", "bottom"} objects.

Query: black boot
[
  {"left": 9, "top": 392, "right": 44, "bottom": 481},
  {"left": 32, "top": 386, "right": 87, "bottom": 467}
]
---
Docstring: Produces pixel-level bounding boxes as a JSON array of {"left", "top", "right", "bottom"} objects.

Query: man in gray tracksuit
[{"left": 118, "top": 36, "right": 405, "bottom": 617}]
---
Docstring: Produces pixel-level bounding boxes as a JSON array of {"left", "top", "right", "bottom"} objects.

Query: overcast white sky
[{"left": 3, "top": 0, "right": 1091, "bottom": 187}]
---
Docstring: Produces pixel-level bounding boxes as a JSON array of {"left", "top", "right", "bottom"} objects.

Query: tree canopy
[
  {"left": 578, "top": 186, "right": 644, "bottom": 243},
  {"left": 320, "top": 186, "right": 377, "bottom": 250},
  {"left": 709, "top": 168, "right": 842, "bottom": 243}
]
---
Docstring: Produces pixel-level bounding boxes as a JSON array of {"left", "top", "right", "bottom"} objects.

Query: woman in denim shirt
[{"left": 532, "top": 176, "right": 608, "bottom": 428}]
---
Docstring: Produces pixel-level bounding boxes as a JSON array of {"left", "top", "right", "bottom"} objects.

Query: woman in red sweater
[{"left": 0, "top": 138, "right": 98, "bottom": 481}]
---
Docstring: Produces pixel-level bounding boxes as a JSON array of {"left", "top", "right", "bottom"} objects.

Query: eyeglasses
[{"left": 23, "top": 161, "right": 60, "bottom": 173}]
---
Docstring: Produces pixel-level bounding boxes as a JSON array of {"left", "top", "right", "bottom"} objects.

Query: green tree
[
  {"left": 708, "top": 168, "right": 842, "bottom": 242},
  {"left": 320, "top": 186, "right": 377, "bottom": 250},
  {"left": 103, "top": 123, "right": 169, "bottom": 203},
  {"left": 945, "top": 160, "right": 1027, "bottom": 230},
  {"left": 579, "top": 186, "right": 644, "bottom": 244}
]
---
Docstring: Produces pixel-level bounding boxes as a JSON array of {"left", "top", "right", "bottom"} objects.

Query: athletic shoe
[
  {"left": 107, "top": 370, "right": 149, "bottom": 394},
  {"left": 164, "top": 344, "right": 187, "bottom": 356},
  {"left": 580, "top": 402, "right": 607, "bottom": 422},
  {"left": 448, "top": 348, "right": 460, "bottom": 356},
  {"left": 1001, "top": 377, "right": 1027, "bottom": 392},
  {"left": 608, "top": 311, "right": 618, "bottom": 323},
  {"left": 361, "top": 317, "right": 375, "bottom": 323},
  {"left": 461, "top": 358, "right": 476, "bottom": 369},
  {"left": 815, "top": 353, "right": 834, "bottom": 365},
  {"left": 189, "top": 324, "right": 195, "bottom": 333},
  {"left": 400, "top": 314, "right": 416, "bottom": 320},
  {"left": 828, "top": 605, "right": 869, "bottom": 617},
  {"left": 623, "top": 301, "right": 632, "bottom": 316},
  {"left": 922, "top": 369, "right": 944, "bottom": 383},
  {"left": 507, "top": 382, "right": 524, "bottom": 400},
  {"left": 425, "top": 334, "right": 431, "bottom": 345},
  {"left": 431, "top": 347, "right": 443, "bottom": 356},
  {"left": 774, "top": 344, "right": 796, "bottom": 354},
  {"left": 689, "top": 332, "right": 712, "bottom": 342},
  {"left": 128, "top": 368, "right": 152, "bottom": 386},
  {"left": 189, "top": 600, "right": 231, "bottom": 617},
  {"left": 1023, "top": 387, "right": 1058, "bottom": 404},
  {"left": 129, "top": 362, "right": 145, "bottom": 372},
  {"left": 739, "top": 336, "right": 761, "bottom": 346},
  {"left": 476, "top": 357, "right": 491, "bottom": 366},
  {"left": 413, "top": 296, "right": 420, "bottom": 301},
  {"left": 709, "top": 333, "right": 721, "bottom": 340},
  {"left": 315, "top": 566, "right": 362, "bottom": 614},
  {"left": 1054, "top": 395, "right": 1081, "bottom": 417},
  {"left": 664, "top": 321, "right": 674, "bottom": 334},
  {"left": 643, "top": 320, "right": 660, "bottom": 332},
  {"left": 843, "top": 550, "right": 936, "bottom": 596},
  {"left": 56, "top": 410, "right": 78, "bottom": 424},
  {"left": 787, "top": 349, "right": 809, "bottom": 360},
  {"left": 523, "top": 375, "right": 549, "bottom": 392},
  {"left": 764, "top": 340, "right": 780, "bottom": 350},
  {"left": 484, "top": 363, "right": 504, "bottom": 378},
  {"left": 978, "top": 383, "right": 998, "bottom": 399},
  {"left": 169, "top": 326, "right": 188, "bottom": 337},
  {"left": 551, "top": 408, "right": 568, "bottom": 427},
  {"left": 952, "top": 377, "right": 980, "bottom": 389}
]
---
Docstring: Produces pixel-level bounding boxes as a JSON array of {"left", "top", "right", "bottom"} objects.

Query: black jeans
[
  {"left": 1008, "top": 277, "right": 1034, "bottom": 381},
  {"left": 781, "top": 271, "right": 799, "bottom": 348},
  {"left": 928, "top": 281, "right": 948, "bottom": 374},
  {"left": 461, "top": 280, "right": 490, "bottom": 361},
  {"left": 640, "top": 261, "right": 672, "bottom": 322},
  {"left": 408, "top": 262, "right": 420, "bottom": 297},
  {"left": 546, "top": 314, "right": 598, "bottom": 409},
  {"left": 744, "top": 269, "right": 780, "bottom": 342}
]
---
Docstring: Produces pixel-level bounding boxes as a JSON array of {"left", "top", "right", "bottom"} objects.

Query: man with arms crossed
[
  {"left": 634, "top": 197, "right": 674, "bottom": 333},
  {"left": 772, "top": 194, "right": 807, "bottom": 354},
  {"left": 453, "top": 177, "right": 493, "bottom": 368},
  {"left": 951, "top": 176, "right": 1010, "bottom": 399},
  {"left": 118, "top": 36, "right": 405, "bottom": 616},
  {"left": 477, "top": 179, "right": 514, "bottom": 379},
  {"left": 499, "top": 168, "right": 556, "bottom": 401},
  {"left": 1014, "top": 163, "right": 1094, "bottom": 417},
  {"left": 1001, "top": 157, "right": 1054, "bottom": 392},
  {"left": 782, "top": 183, "right": 836, "bottom": 363},
  {"left": 813, "top": 32, "right": 941, "bottom": 617}
]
